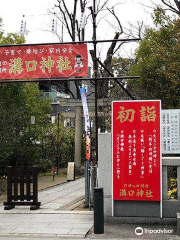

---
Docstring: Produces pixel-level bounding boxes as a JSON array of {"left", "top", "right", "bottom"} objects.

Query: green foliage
[
  {"left": 0, "top": 19, "right": 53, "bottom": 169},
  {"left": 0, "top": 83, "right": 53, "bottom": 168},
  {"left": 0, "top": 33, "right": 25, "bottom": 45},
  {"left": 0, "top": 83, "right": 27, "bottom": 164},
  {"left": 152, "top": 6, "right": 170, "bottom": 27},
  {"left": 36, "top": 158, "right": 54, "bottom": 173},
  {"left": 0, "top": 18, "right": 25, "bottom": 44},
  {"left": 129, "top": 16, "right": 180, "bottom": 108},
  {"left": 168, "top": 178, "right": 177, "bottom": 199},
  {"left": 55, "top": 116, "right": 75, "bottom": 167},
  {"left": 0, "top": 17, "right": 76, "bottom": 172},
  {"left": 167, "top": 166, "right": 177, "bottom": 200},
  {"left": 0, "top": 17, "right": 4, "bottom": 39}
]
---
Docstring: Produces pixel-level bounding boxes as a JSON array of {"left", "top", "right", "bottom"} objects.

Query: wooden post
[
  {"left": 20, "top": 167, "right": 24, "bottom": 201},
  {"left": 31, "top": 167, "right": 38, "bottom": 210},
  {"left": 14, "top": 167, "right": 18, "bottom": 201},
  {"left": 4, "top": 167, "right": 14, "bottom": 210},
  {"left": 26, "top": 167, "right": 31, "bottom": 201}
]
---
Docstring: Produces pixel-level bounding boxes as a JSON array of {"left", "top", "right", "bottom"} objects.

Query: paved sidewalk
[
  {"left": 0, "top": 177, "right": 94, "bottom": 238},
  {"left": 1, "top": 177, "right": 178, "bottom": 240}
]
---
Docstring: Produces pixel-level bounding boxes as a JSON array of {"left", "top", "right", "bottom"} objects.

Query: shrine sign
[
  {"left": 162, "top": 109, "right": 180, "bottom": 154},
  {"left": 0, "top": 44, "right": 88, "bottom": 80},
  {"left": 112, "top": 100, "right": 161, "bottom": 201}
]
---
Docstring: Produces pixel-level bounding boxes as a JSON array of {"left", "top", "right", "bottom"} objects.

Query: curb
[{"left": 39, "top": 175, "right": 84, "bottom": 192}]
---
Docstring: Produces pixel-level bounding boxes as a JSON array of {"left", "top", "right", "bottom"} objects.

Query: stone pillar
[
  {"left": 177, "top": 166, "right": 180, "bottom": 200},
  {"left": 74, "top": 106, "right": 83, "bottom": 170},
  {"left": 162, "top": 165, "right": 168, "bottom": 200},
  {"left": 98, "top": 133, "right": 112, "bottom": 217},
  {"left": 84, "top": 161, "right": 88, "bottom": 206}
]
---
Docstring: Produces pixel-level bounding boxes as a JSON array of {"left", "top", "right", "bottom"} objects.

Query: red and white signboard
[
  {"left": 0, "top": 44, "right": 88, "bottom": 80},
  {"left": 112, "top": 100, "right": 161, "bottom": 201}
]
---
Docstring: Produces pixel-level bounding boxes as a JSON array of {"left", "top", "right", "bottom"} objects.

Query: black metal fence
[{"left": 4, "top": 166, "right": 41, "bottom": 210}]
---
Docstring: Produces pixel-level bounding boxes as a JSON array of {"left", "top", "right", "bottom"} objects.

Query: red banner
[
  {"left": 112, "top": 101, "right": 161, "bottom": 201},
  {"left": 0, "top": 44, "right": 88, "bottom": 80}
]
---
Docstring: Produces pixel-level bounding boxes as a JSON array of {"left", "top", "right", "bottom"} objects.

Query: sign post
[
  {"left": 162, "top": 109, "right": 180, "bottom": 154},
  {"left": 112, "top": 101, "right": 161, "bottom": 216},
  {"left": 67, "top": 162, "right": 75, "bottom": 181}
]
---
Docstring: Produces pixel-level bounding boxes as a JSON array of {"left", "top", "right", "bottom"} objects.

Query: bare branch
[
  {"left": 107, "top": 7, "right": 123, "bottom": 35},
  {"left": 97, "top": 13, "right": 108, "bottom": 25},
  {"left": 105, "top": 19, "right": 121, "bottom": 32},
  {"left": 64, "top": 85, "right": 75, "bottom": 98},
  {"left": 113, "top": 42, "right": 125, "bottom": 55},
  {"left": 104, "top": 32, "right": 120, "bottom": 67},
  {"left": 80, "top": 0, "right": 85, "bottom": 10},
  {"left": 61, "top": 0, "right": 73, "bottom": 24},
  {"left": 73, "top": 2, "right": 78, "bottom": 22},
  {"left": 122, "top": 21, "right": 145, "bottom": 39},
  {"left": 55, "top": 0, "right": 73, "bottom": 39},
  {"left": 97, "top": 0, "right": 109, "bottom": 14},
  {"left": 76, "top": 20, "right": 81, "bottom": 41},
  {"left": 175, "top": 0, "right": 180, "bottom": 11},
  {"left": 161, "top": 0, "right": 180, "bottom": 14}
]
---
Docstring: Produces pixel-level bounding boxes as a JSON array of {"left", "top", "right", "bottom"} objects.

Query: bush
[
  {"left": 36, "top": 158, "right": 55, "bottom": 173},
  {"left": 168, "top": 178, "right": 177, "bottom": 199}
]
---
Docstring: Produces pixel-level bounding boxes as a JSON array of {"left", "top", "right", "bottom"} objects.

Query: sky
[{"left": 0, "top": 0, "right": 156, "bottom": 59}]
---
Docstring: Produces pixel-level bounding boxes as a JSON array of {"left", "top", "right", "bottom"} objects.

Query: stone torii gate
[{"left": 52, "top": 98, "right": 111, "bottom": 171}]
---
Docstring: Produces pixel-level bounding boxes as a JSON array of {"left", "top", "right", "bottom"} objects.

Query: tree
[
  {"left": 128, "top": 9, "right": 180, "bottom": 108},
  {"left": 15, "top": 83, "right": 52, "bottom": 166},
  {"left": 0, "top": 82, "right": 53, "bottom": 167},
  {"left": 52, "top": 1, "right": 127, "bottom": 168},
  {"left": 0, "top": 19, "right": 53, "bottom": 169},
  {"left": 108, "top": 56, "right": 135, "bottom": 99},
  {"left": 0, "top": 18, "right": 25, "bottom": 45},
  {"left": 160, "top": 0, "right": 180, "bottom": 15},
  {"left": 53, "top": 0, "right": 132, "bottom": 99}
]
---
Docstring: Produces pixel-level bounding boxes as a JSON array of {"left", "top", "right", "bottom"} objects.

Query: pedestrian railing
[{"left": 4, "top": 166, "right": 41, "bottom": 210}]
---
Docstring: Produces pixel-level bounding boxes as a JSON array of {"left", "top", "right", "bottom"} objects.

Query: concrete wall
[
  {"left": 98, "top": 133, "right": 180, "bottom": 222},
  {"left": 98, "top": 133, "right": 112, "bottom": 217}
]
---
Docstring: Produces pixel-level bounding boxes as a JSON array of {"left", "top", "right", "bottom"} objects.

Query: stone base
[
  {"left": 114, "top": 200, "right": 160, "bottom": 217},
  {"left": 105, "top": 216, "right": 177, "bottom": 225},
  {"left": 162, "top": 200, "right": 180, "bottom": 218}
]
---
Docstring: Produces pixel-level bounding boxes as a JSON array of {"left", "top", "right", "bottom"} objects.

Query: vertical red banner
[{"left": 112, "top": 101, "right": 161, "bottom": 201}]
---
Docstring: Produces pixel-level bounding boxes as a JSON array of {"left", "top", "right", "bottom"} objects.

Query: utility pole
[
  {"left": 93, "top": 0, "right": 98, "bottom": 166},
  {"left": 80, "top": 0, "right": 85, "bottom": 41},
  {"left": 88, "top": 0, "right": 99, "bottom": 206},
  {"left": 93, "top": 0, "right": 98, "bottom": 189}
]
